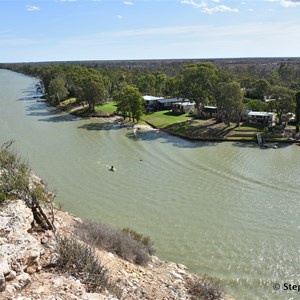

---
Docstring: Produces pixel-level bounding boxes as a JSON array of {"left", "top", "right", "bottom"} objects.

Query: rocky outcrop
[{"left": 0, "top": 200, "right": 233, "bottom": 300}]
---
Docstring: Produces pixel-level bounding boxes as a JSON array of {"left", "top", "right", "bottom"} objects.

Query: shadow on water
[
  {"left": 125, "top": 130, "right": 218, "bottom": 149},
  {"left": 38, "top": 114, "right": 81, "bottom": 123},
  {"left": 231, "top": 141, "right": 292, "bottom": 149},
  {"left": 18, "top": 96, "right": 39, "bottom": 101},
  {"left": 78, "top": 122, "right": 120, "bottom": 131},
  {"left": 20, "top": 88, "right": 37, "bottom": 97}
]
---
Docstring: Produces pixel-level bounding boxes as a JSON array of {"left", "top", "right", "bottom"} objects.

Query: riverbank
[
  {"left": 56, "top": 99, "right": 298, "bottom": 144},
  {"left": 40, "top": 95, "right": 298, "bottom": 151}
]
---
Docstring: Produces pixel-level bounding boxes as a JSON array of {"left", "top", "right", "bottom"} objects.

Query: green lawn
[
  {"left": 142, "top": 110, "right": 193, "bottom": 128},
  {"left": 95, "top": 101, "right": 118, "bottom": 114},
  {"left": 58, "top": 98, "right": 77, "bottom": 111},
  {"left": 233, "top": 123, "right": 264, "bottom": 132}
]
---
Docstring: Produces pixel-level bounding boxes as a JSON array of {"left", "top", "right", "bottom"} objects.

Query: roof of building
[
  {"left": 202, "top": 106, "right": 218, "bottom": 112},
  {"left": 143, "top": 95, "right": 164, "bottom": 101},
  {"left": 173, "top": 101, "right": 195, "bottom": 106},
  {"left": 248, "top": 111, "right": 274, "bottom": 117},
  {"left": 157, "top": 98, "right": 185, "bottom": 104}
]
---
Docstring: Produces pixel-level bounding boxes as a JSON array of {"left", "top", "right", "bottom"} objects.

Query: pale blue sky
[{"left": 1, "top": 0, "right": 300, "bottom": 62}]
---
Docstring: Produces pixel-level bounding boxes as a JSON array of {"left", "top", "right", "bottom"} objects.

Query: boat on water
[{"left": 109, "top": 166, "right": 116, "bottom": 172}]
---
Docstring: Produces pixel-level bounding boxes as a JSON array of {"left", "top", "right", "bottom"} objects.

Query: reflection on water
[{"left": 1, "top": 69, "right": 300, "bottom": 300}]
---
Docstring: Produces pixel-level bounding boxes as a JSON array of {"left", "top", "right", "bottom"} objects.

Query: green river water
[{"left": 1, "top": 69, "right": 300, "bottom": 299}]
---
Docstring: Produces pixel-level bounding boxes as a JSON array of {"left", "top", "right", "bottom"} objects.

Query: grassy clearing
[
  {"left": 95, "top": 101, "right": 117, "bottom": 114},
  {"left": 142, "top": 110, "right": 193, "bottom": 128},
  {"left": 232, "top": 123, "right": 264, "bottom": 132},
  {"left": 57, "top": 98, "right": 77, "bottom": 111}
]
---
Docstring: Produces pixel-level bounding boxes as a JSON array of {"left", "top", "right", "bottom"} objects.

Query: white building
[
  {"left": 247, "top": 111, "right": 276, "bottom": 124},
  {"left": 172, "top": 102, "right": 195, "bottom": 114},
  {"left": 143, "top": 95, "right": 164, "bottom": 107}
]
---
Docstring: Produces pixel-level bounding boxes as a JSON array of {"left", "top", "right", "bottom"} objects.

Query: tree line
[{"left": 4, "top": 59, "right": 300, "bottom": 125}]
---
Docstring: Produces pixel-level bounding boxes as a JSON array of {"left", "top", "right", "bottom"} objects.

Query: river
[{"left": 1, "top": 69, "right": 300, "bottom": 300}]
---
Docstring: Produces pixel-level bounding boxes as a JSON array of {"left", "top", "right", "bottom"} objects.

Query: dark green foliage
[
  {"left": 113, "top": 83, "right": 144, "bottom": 122},
  {"left": 55, "top": 235, "right": 108, "bottom": 293},
  {"left": 295, "top": 91, "right": 300, "bottom": 125},
  {"left": 0, "top": 141, "right": 31, "bottom": 202},
  {"left": 48, "top": 77, "right": 69, "bottom": 105},
  {"left": 76, "top": 220, "right": 153, "bottom": 265},
  {"left": 188, "top": 275, "right": 224, "bottom": 300}
]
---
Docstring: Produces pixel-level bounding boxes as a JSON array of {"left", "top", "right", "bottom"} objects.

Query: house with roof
[
  {"left": 143, "top": 96, "right": 191, "bottom": 112},
  {"left": 247, "top": 111, "right": 276, "bottom": 125},
  {"left": 172, "top": 101, "right": 195, "bottom": 114},
  {"left": 143, "top": 95, "right": 164, "bottom": 108},
  {"left": 157, "top": 98, "right": 187, "bottom": 110}
]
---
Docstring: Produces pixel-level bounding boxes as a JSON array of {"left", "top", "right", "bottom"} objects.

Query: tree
[
  {"left": 0, "top": 141, "right": 55, "bottom": 231},
  {"left": 80, "top": 74, "right": 106, "bottom": 111},
  {"left": 154, "top": 72, "right": 167, "bottom": 96},
  {"left": 179, "top": 63, "right": 218, "bottom": 116},
  {"left": 135, "top": 74, "right": 156, "bottom": 95},
  {"left": 113, "top": 83, "right": 144, "bottom": 122},
  {"left": 269, "top": 86, "right": 295, "bottom": 124},
  {"left": 48, "top": 78, "right": 69, "bottom": 106},
  {"left": 253, "top": 79, "right": 270, "bottom": 100},
  {"left": 295, "top": 91, "right": 300, "bottom": 130},
  {"left": 215, "top": 81, "right": 244, "bottom": 125},
  {"left": 164, "top": 76, "right": 179, "bottom": 98}
]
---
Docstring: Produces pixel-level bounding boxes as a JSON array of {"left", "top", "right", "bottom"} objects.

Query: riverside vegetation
[
  {"left": 3, "top": 58, "right": 300, "bottom": 142},
  {"left": 0, "top": 141, "right": 231, "bottom": 300}
]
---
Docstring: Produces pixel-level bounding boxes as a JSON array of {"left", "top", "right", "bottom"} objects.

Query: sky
[{"left": 0, "top": 0, "right": 300, "bottom": 63}]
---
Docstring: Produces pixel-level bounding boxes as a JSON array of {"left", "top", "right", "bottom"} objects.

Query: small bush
[
  {"left": 121, "top": 227, "right": 155, "bottom": 255},
  {"left": 55, "top": 235, "right": 108, "bottom": 293},
  {"left": 188, "top": 275, "right": 224, "bottom": 300},
  {"left": 76, "top": 220, "right": 152, "bottom": 265}
]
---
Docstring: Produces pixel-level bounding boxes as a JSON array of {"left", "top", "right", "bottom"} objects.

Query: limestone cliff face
[{"left": 0, "top": 200, "right": 233, "bottom": 300}]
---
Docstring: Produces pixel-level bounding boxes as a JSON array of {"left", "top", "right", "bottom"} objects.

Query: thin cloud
[
  {"left": 124, "top": 1, "right": 133, "bottom": 5},
  {"left": 265, "top": 0, "right": 300, "bottom": 7},
  {"left": 280, "top": 0, "right": 300, "bottom": 7},
  {"left": 202, "top": 5, "right": 238, "bottom": 13},
  {"left": 181, "top": 1, "right": 207, "bottom": 8},
  {"left": 26, "top": 5, "right": 40, "bottom": 11},
  {"left": 181, "top": 1, "right": 238, "bottom": 13},
  {"left": 117, "top": 15, "right": 123, "bottom": 19},
  {"left": 60, "top": 21, "right": 300, "bottom": 47}
]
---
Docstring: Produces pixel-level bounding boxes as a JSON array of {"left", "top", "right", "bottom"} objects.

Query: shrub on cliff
[
  {"left": 121, "top": 227, "right": 155, "bottom": 255},
  {"left": 55, "top": 235, "right": 109, "bottom": 293},
  {"left": 0, "top": 141, "right": 54, "bottom": 230},
  {"left": 188, "top": 275, "right": 224, "bottom": 300},
  {"left": 76, "top": 220, "right": 152, "bottom": 265}
]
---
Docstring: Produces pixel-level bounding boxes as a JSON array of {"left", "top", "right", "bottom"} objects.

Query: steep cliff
[{"left": 0, "top": 199, "right": 233, "bottom": 300}]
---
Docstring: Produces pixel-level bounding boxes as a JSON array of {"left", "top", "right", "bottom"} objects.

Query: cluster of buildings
[{"left": 143, "top": 95, "right": 277, "bottom": 125}]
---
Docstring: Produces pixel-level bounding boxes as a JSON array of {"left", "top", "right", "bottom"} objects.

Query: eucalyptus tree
[
  {"left": 154, "top": 72, "right": 167, "bottom": 96},
  {"left": 269, "top": 86, "right": 295, "bottom": 124},
  {"left": 164, "top": 76, "right": 180, "bottom": 98},
  {"left": 47, "top": 77, "right": 69, "bottom": 106},
  {"left": 253, "top": 79, "right": 270, "bottom": 100},
  {"left": 295, "top": 91, "right": 300, "bottom": 131},
  {"left": 179, "top": 62, "right": 218, "bottom": 116},
  {"left": 113, "top": 83, "right": 144, "bottom": 122},
  {"left": 80, "top": 73, "right": 107, "bottom": 111},
  {"left": 215, "top": 81, "right": 244, "bottom": 125},
  {"left": 135, "top": 74, "right": 156, "bottom": 95}
]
